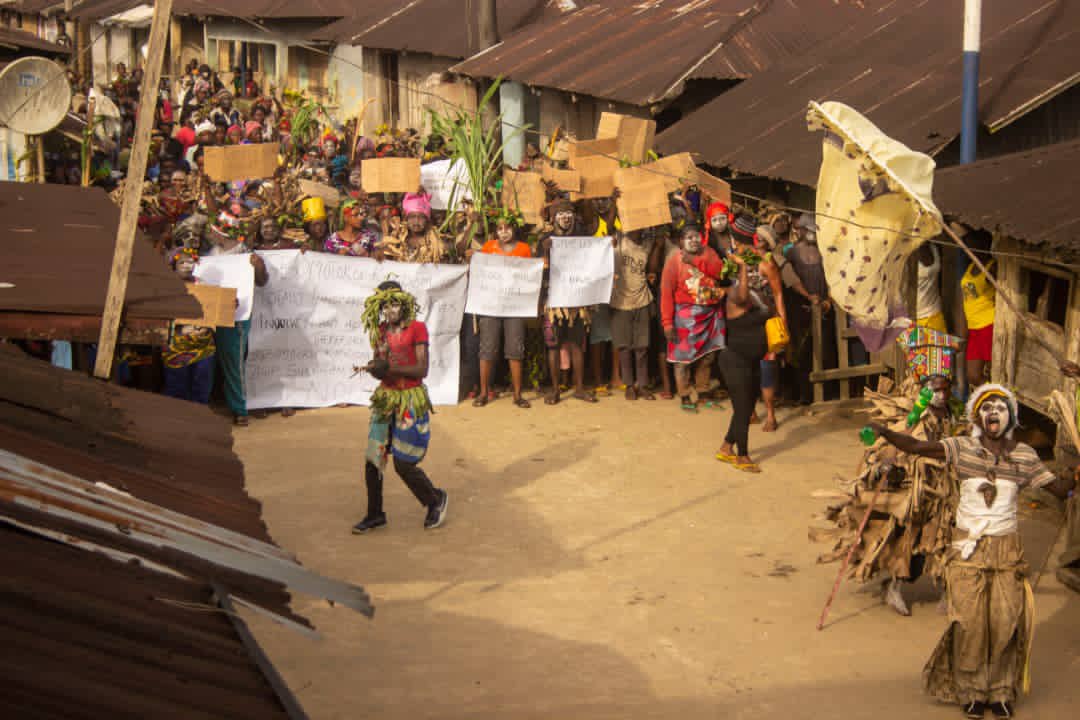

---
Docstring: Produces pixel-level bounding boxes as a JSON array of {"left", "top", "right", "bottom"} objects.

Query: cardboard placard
[
  {"left": 176, "top": 283, "right": 236, "bottom": 327},
  {"left": 613, "top": 153, "right": 696, "bottom": 194},
  {"left": 597, "top": 112, "right": 656, "bottom": 165},
  {"left": 203, "top": 143, "right": 279, "bottom": 182},
  {"left": 568, "top": 137, "right": 618, "bottom": 166},
  {"left": 541, "top": 164, "right": 582, "bottom": 192},
  {"left": 502, "top": 169, "right": 545, "bottom": 225},
  {"left": 574, "top": 153, "right": 620, "bottom": 199},
  {"left": 298, "top": 178, "right": 342, "bottom": 209},
  {"left": 615, "top": 178, "right": 672, "bottom": 232},
  {"left": 361, "top": 157, "right": 421, "bottom": 193},
  {"left": 693, "top": 166, "right": 732, "bottom": 207}
]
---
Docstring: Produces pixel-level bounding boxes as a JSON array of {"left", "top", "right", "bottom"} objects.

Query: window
[{"left": 1023, "top": 267, "right": 1070, "bottom": 328}]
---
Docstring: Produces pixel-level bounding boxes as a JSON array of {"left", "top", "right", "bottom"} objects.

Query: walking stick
[{"left": 817, "top": 470, "right": 889, "bottom": 630}]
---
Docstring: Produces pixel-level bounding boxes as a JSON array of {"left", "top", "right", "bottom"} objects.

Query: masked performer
[
  {"left": 352, "top": 281, "right": 448, "bottom": 534},
  {"left": 869, "top": 384, "right": 1074, "bottom": 718}
]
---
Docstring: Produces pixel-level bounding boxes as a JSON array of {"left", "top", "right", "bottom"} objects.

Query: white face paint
[
  {"left": 978, "top": 397, "right": 1010, "bottom": 439},
  {"left": 496, "top": 223, "right": 514, "bottom": 244},
  {"left": 710, "top": 214, "right": 728, "bottom": 232},
  {"left": 681, "top": 229, "right": 703, "bottom": 254},
  {"left": 554, "top": 210, "right": 574, "bottom": 232}
]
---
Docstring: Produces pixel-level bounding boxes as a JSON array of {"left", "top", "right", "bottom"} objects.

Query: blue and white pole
[{"left": 960, "top": 0, "right": 981, "bottom": 164}]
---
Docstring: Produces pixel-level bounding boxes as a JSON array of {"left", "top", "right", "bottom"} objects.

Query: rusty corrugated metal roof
[
  {"left": 311, "top": 0, "right": 567, "bottom": 58},
  {"left": 0, "top": 181, "right": 200, "bottom": 320},
  {"left": 934, "top": 138, "right": 1080, "bottom": 255},
  {"left": 656, "top": 0, "right": 1080, "bottom": 186},
  {"left": 69, "top": 0, "right": 353, "bottom": 21},
  {"left": 1, "top": 524, "right": 294, "bottom": 720},
  {"left": 450, "top": 0, "right": 888, "bottom": 106},
  {"left": 0, "top": 25, "right": 71, "bottom": 54}
]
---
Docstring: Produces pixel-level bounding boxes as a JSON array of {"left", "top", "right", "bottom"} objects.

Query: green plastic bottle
[
  {"left": 907, "top": 386, "right": 934, "bottom": 427},
  {"left": 859, "top": 425, "right": 877, "bottom": 446}
]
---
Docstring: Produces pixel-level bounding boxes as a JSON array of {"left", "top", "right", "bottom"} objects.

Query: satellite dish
[{"left": 0, "top": 56, "right": 71, "bottom": 135}]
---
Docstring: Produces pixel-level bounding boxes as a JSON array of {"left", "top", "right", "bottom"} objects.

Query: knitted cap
[{"left": 732, "top": 213, "right": 757, "bottom": 238}]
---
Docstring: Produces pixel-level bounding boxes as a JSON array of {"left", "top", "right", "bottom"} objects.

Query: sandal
[
  {"left": 732, "top": 462, "right": 762, "bottom": 474},
  {"left": 514, "top": 397, "right": 532, "bottom": 409},
  {"left": 680, "top": 398, "right": 698, "bottom": 413},
  {"left": 639, "top": 389, "right": 656, "bottom": 401},
  {"left": 573, "top": 391, "right": 598, "bottom": 403},
  {"left": 715, "top": 451, "right": 737, "bottom": 464},
  {"left": 472, "top": 396, "right": 488, "bottom": 407},
  {"left": 704, "top": 399, "right": 724, "bottom": 409},
  {"left": 544, "top": 392, "right": 560, "bottom": 405},
  {"left": 762, "top": 419, "right": 778, "bottom": 432},
  {"left": 594, "top": 384, "right": 612, "bottom": 397},
  {"left": 660, "top": 391, "right": 674, "bottom": 400}
]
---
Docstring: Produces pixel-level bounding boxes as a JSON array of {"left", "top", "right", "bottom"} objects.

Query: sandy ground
[{"left": 234, "top": 393, "right": 1079, "bottom": 720}]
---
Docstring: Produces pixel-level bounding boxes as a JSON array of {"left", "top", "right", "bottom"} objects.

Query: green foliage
[{"left": 427, "top": 78, "right": 529, "bottom": 238}]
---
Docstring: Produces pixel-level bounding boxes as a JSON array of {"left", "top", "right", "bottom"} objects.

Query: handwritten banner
[
  {"left": 464, "top": 253, "right": 544, "bottom": 318},
  {"left": 246, "top": 251, "right": 467, "bottom": 409},
  {"left": 548, "top": 236, "right": 614, "bottom": 308},
  {"left": 193, "top": 254, "right": 255, "bottom": 322},
  {"left": 420, "top": 158, "right": 472, "bottom": 210}
]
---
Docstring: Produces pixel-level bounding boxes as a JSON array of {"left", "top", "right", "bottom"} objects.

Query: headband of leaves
[{"left": 361, "top": 286, "right": 420, "bottom": 347}]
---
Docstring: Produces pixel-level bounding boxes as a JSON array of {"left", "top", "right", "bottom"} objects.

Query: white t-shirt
[{"left": 916, "top": 244, "right": 942, "bottom": 319}]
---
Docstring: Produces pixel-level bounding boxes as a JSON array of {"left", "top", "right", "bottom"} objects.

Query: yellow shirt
[
  {"left": 961, "top": 259, "right": 996, "bottom": 330},
  {"left": 594, "top": 216, "right": 621, "bottom": 237}
]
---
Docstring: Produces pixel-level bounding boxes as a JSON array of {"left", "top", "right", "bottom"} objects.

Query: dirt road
[{"left": 235, "top": 395, "right": 1078, "bottom": 720}]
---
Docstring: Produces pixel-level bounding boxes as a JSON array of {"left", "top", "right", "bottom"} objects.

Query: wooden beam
[
  {"left": 835, "top": 309, "right": 850, "bottom": 400},
  {"left": 93, "top": 0, "right": 173, "bottom": 380},
  {"left": 811, "top": 302, "right": 824, "bottom": 404},
  {"left": 0, "top": 313, "right": 170, "bottom": 345},
  {"left": 810, "top": 364, "right": 891, "bottom": 383}
]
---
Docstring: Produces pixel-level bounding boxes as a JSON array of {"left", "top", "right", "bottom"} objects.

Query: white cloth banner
[
  {"left": 420, "top": 159, "right": 472, "bottom": 210},
  {"left": 547, "top": 236, "right": 614, "bottom": 308},
  {"left": 464, "top": 253, "right": 544, "bottom": 318},
  {"left": 193, "top": 253, "right": 255, "bottom": 321},
  {"left": 246, "top": 251, "right": 468, "bottom": 409}
]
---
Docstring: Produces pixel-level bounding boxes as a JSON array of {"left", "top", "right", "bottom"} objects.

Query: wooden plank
[
  {"left": 203, "top": 143, "right": 278, "bottom": 182},
  {"left": 812, "top": 303, "right": 824, "bottom": 404},
  {"left": 93, "top": 0, "right": 173, "bottom": 380},
  {"left": 810, "top": 364, "right": 890, "bottom": 383},
  {"left": 835, "top": 309, "right": 850, "bottom": 400},
  {"left": 360, "top": 158, "right": 421, "bottom": 193},
  {"left": 0, "top": 313, "right": 169, "bottom": 345},
  {"left": 175, "top": 284, "right": 236, "bottom": 327}
]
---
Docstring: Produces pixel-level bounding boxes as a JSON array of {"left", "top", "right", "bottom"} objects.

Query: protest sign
[
  {"left": 246, "top": 251, "right": 468, "bottom": 409},
  {"left": 298, "top": 178, "right": 342, "bottom": 209},
  {"left": 203, "top": 143, "right": 278, "bottom": 182},
  {"left": 568, "top": 136, "right": 618, "bottom": 166},
  {"left": 421, "top": 159, "right": 472, "bottom": 210},
  {"left": 176, "top": 283, "right": 236, "bottom": 327},
  {"left": 464, "top": 253, "right": 544, "bottom": 318},
  {"left": 361, "top": 157, "right": 421, "bottom": 193},
  {"left": 574, "top": 153, "right": 620, "bottom": 199},
  {"left": 541, "top": 164, "right": 582, "bottom": 193},
  {"left": 596, "top": 112, "right": 656, "bottom": 164},
  {"left": 502, "top": 169, "right": 545, "bottom": 224},
  {"left": 193, "top": 254, "right": 255, "bottom": 322},
  {"left": 547, "top": 236, "right": 614, "bottom": 308},
  {"left": 615, "top": 153, "right": 696, "bottom": 193},
  {"left": 693, "top": 166, "right": 732, "bottom": 207},
  {"left": 615, "top": 177, "right": 672, "bottom": 232}
]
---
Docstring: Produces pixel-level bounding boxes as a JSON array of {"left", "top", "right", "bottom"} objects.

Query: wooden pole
[
  {"left": 817, "top": 471, "right": 889, "bottom": 630},
  {"left": 35, "top": 136, "right": 45, "bottom": 183},
  {"left": 82, "top": 96, "right": 95, "bottom": 186},
  {"left": 93, "top": 0, "right": 173, "bottom": 380}
]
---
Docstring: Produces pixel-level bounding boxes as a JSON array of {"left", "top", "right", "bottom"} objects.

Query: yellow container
[
  {"left": 766, "top": 316, "right": 790, "bottom": 354},
  {"left": 302, "top": 196, "right": 327, "bottom": 222}
]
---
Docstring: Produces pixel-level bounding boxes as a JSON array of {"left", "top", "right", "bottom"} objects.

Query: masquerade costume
[
  {"left": 924, "top": 384, "right": 1054, "bottom": 709},
  {"left": 163, "top": 248, "right": 215, "bottom": 404},
  {"left": 357, "top": 283, "right": 447, "bottom": 532}
]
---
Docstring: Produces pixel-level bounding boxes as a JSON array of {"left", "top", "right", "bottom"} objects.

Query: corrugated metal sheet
[
  {"left": 934, "top": 138, "right": 1080, "bottom": 255},
  {"left": 69, "top": 0, "right": 354, "bottom": 21},
  {"left": 0, "top": 181, "right": 200, "bottom": 320},
  {"left": 0, "top": 25, "right": 71, "bottom": 54},
  {"left": 656, "top": 0, "right": 1080, "bottom": 186},
  {"left": 1, "top": 524, "right": 293, "bottom": 720},
  {"left": 450, "top": 0, "right": 888, "bottom": 106},
  {"left": 311, "top": 0, "right": 566, "bottom": 58}
]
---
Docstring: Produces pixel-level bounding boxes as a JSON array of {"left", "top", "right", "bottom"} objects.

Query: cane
[{"left": 817, "top": 470, "right": 890, "bottom": 630}]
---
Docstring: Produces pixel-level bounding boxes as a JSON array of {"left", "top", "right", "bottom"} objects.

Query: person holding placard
[
  {"left": 612, "top": 229, "right": 663, "bottom": 400},
  {"left": 162, "top": 247, "right": 216, "bottom": 405},
  {"left": 475, "top": 213, "right": 534, "bottom": 410},
  {"left": 378, "top": 192, "right": 448, "bottom": 264},
  {"left": 539, "top": 198, "right": 595, "bottom": 405}
]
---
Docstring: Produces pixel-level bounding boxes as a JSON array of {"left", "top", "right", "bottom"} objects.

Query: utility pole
[
  {"left": 93, "top": 0, "right": 173, "bottom": 380},
  {"left": 476, "top": 0, "right": 500, "bottom": 129},
  {"left": 960, "top": 0, "right": 981, "bottom": 164}
]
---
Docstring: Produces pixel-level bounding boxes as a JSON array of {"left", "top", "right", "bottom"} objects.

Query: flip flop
[
  {"left": 573, "top": 391, "right": 598, "bottom": 403},
  {"left": 704, "top": 399, "right": 724, "bottom": 410},
  {"left": 681, "top": 401, "right": 698, "bottom": 413},
  {"left": 514, "top": 397, "right": 532, "bottom": 409},
  {"left": 594, "top": 385, "right": 612, "bottom": 397},
  {"left": 762, "top": 419, "right": 778, "bottom": 432},
  {"left": 660, "top": 391, "right": 674, "bottom": 400},
  {"left": 472, "top": 396, "right": 488, "bottom": 407},
  {"left": 715, "top": 452, "right": 737, "bottom": 464},
  {"left": 639, "top": 389, "right": 656, "bottom": 401},
  {"left": 544, "top": 393, "right": 560, "bottom": 405},
  {"left": 732, "top": 462, "right": 762, "bottom": 474}
]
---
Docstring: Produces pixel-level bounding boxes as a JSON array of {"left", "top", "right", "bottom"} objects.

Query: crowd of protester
[{"left": 29, "top": 62, "right": 999, "bottom": 472}]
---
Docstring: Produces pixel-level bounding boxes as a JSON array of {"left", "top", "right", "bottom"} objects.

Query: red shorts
[{"left": 967, "top": 324, "right": 994, "bottom": 361}]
